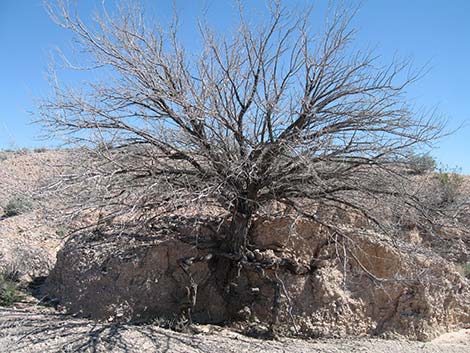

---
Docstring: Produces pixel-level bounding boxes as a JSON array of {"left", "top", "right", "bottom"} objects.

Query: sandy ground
[{"left": 0, "top": 306, "right": 469, "bottom": 353}]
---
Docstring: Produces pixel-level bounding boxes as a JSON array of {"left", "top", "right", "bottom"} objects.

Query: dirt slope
[{"left": 0, "top": 150, "right": 68, "bottom": 280}]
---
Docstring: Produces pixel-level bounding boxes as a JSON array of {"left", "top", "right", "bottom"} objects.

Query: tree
[{"left": 40, "top": 0, "right": 443, "bottom": 327}]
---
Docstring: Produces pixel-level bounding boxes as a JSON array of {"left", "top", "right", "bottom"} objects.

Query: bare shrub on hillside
[
  {"left": 406, "top": 154, "right": 436, "bottom": 175},
  {"left": 432, "top": 172, "right": 464, "bottom": 207}
]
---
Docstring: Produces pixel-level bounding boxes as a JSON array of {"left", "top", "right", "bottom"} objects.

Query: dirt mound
[
  {"left": 44, "top": 215, "right": 470, "bottom": 341},
  {"left": 44, "top": 230, "right": 226, "bottom": 323}
]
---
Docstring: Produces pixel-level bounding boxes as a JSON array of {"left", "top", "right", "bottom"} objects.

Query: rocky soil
[{"left": 1, "top": 306, "right": 469, "bottom": 353}]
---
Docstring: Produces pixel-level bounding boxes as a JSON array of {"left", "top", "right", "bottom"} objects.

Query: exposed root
[
  {"left": 176, "top": 242, "right": 305, "bottom": 336},
  {"left": 177, "top": 253, "right": 213, "bottom": 326},
  {"left": 239, "top": 257, "right": 299, "bottom": 338}
]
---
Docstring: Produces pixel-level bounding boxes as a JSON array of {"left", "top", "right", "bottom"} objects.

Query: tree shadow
[{"left": 0, "top": 307, "right": 274, "bottom": 352}]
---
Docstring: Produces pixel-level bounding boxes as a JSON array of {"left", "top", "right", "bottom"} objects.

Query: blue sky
[{"left": 0, "top": 0, "right": 469, "bottom": 173}]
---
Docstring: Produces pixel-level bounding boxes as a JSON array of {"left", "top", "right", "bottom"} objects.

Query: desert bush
[
  {"left": 3, "top": 195, "right": 33, "bottom": 217},
  {"left": 1, "top": 262, "right": 21, "bottom": 283},
  {"left": 17, "top": 148, "right": 30, "bottom": 155},
  {"left": 0, "top": 153, "right": 7, "bottom": 162},
  {"left": 434, "top": 172, "right": 463, "bottom": 206},
  {"left": 415, "top": 171, "right": 464, "bottom": 216},
  {"left": 55, "top": 227, "right": 68, "bottom": 238},
  {"left": 33, "top": 147, "right": 48, "bottom": 153},
  {"left": 456, "top": 262, "right": 470, "bottom": 279},
  {"left": 0, "top": 280, "right": 23, "bottom": 306},
  {"left": 407, "top": 154, "right": 436, "bottom": 175},
  {"left": 0, "top": 267, "right": 23, "bottom": 306}
]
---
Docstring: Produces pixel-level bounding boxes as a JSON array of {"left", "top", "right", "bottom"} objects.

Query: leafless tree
[{"left": 39, "top": 0, "right": 444, "bottom": 328}]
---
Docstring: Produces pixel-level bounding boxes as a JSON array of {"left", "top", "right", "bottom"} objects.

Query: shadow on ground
[
  {"left": 0, "top": 307, "right": 270, "bottom": 353},
  {"left": 1, "top": 307, "right": 469, "bottom": 353}
]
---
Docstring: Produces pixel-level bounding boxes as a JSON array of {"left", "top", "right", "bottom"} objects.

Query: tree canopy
[{"left": 40, "top": 0, "right": 443, "bottom": 254}]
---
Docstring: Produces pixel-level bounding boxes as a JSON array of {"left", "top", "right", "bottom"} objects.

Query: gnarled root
[{"left": 177, "top": 253, "right": 213, "bottom": 326}]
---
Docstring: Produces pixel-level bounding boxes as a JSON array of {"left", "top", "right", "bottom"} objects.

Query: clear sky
[{"left": 0, "top": 0, "right": 469, "bottom": 173}]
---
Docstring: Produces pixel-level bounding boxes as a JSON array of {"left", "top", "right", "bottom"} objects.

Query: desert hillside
[{"left": 0, "top": 149, "right": 69, "bottom": 281}]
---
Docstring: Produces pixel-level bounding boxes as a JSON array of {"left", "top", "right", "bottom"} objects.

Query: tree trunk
[
  {"left": 226, "top": 187, "right": 258, "bottom": 255},
  {"left": 227, "top": 210, "right": 252, "bottom": 254}
]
